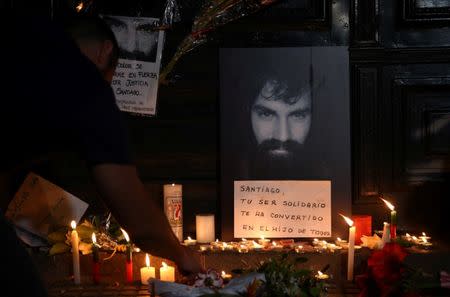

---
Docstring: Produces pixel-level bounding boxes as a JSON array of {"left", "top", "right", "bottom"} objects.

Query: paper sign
[
  {"left": 102, "top": 15, "right": 165, "bottom": 116},
  {"left": 234, "top": 180, "right": 331, "bottom": 238},
  {"left": 5, "top": 172, "right": 89, "bottom": 240}
]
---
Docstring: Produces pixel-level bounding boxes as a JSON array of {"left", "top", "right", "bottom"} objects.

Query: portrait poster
[
  {"left": 102, "top": 15, "right": 165, "bottom": 116},
  {"left": 220, "top": 47, "right": 351, "bottom": 240}
]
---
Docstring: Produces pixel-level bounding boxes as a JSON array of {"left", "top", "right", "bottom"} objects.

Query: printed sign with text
[{"left": 234, "top": 180, "right": 331, "bottom": 238}]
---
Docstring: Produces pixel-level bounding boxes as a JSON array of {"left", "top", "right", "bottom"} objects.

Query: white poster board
[
  {"left": 102, "top": 15, "right": 165, "bottom": 116},
  {"left": 234, "top": 180, "right": 331, "bottom": 238}
]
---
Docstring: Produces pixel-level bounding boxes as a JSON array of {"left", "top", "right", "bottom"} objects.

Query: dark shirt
[{"left": 0, "top": 16, "right": 132, "bottom": 207}]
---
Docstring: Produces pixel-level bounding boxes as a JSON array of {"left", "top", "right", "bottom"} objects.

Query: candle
[
  {"left": 315, "top": 271, "right": 330, "bottom": 280},
  {"left": 352, "top": 215, "right": 372, "bottom": 245},
  {"left": 340, "top": 214, "right": 355, "bottom": 281},
  {"left": 196, "top": 214, "right": 215, "bottom": 243},
  {"left": 251, "top": 241, "right": 263, "bottom": 251},
  {"left": 295, "top": 245, "right": 304, "bottom": 253},
  {"left": 238, "top": 244, "right": 249, "bottom": 253},
  {"left": 380, "top": 222, "right": 391, "bottom": 248},
  {"left": 381, "top": 198, "right": 397, "bottom": 239},
  {"left": 70, "top": 220, "right": 81, "bottom": 284},
  {"left": 258, "top": 236, "right": 270, "bottom": 247},
  {"left": 184, "top": 236, "right": 197, "bottom": 246},
  {"left": 91, "top": 233, "right": 100, "bottom": 284},
  {"left": 270, "top": 241, "right": 283, "bottom": 251},
  {"left": 140, "top": 254, "right": 156, "bottom": 285},
  {"left": 160, "top": 262, "right": 175, "bottom": 282},
  {"left": 221, "top": 271, "right": 232, "bottom": 282},
  {"left": 164, "top": 184, "right": 183, "bottom": 242},
  {"left": 121, "top": 228, "right": 133, "bottom": 283}
]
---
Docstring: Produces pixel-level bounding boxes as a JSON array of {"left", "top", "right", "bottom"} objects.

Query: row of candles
[{"left": 70, "top": 221, "right": 176, "bottom": 285}]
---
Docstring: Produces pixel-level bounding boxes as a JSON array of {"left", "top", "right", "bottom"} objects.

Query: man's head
[
  {"left": 65, "top": 16, "right": 119, "bottom": 82},
  {"left": 250, "top": 73, "right": 312, "bottom": 162},
  {"left": 102, "top": 15, "right": 158, "bottom": 63}
]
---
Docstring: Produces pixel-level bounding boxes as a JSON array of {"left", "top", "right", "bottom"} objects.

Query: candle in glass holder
[
  {"left": 196, "top": 214, "right": 215, "bottom": 243},
  {"left": 70, "top": 220, "right": 81, "bottom": 285},
  {"left": 140, "top": 254, "right": 156, "bottom": 285},
  {"left": 164, "top": 184, "right": 183, "bottom": 242},
  {"left": 160, "top": 262, "right": 175, "bottom": 282}
]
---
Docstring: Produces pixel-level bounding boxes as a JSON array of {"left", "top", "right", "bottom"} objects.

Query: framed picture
[{"left": 219, "top": 47, "right": 351, "bottom": 240}]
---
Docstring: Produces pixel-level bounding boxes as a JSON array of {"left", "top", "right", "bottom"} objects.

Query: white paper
[
  {"left": 234, "top": 180, "right": 331, "bottom": 238},
  {"left": 102, "top": 15, "right": 165, "bottom": 116},
  {"left": 5, "top": 172, "right": 89, "bottom": 240}
]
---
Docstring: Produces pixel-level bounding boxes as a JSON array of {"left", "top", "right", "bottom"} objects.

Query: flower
[
  {"left": 361, "top": 234, "right": 382, "bottom": 250},
  {"left": 194, "top": 269, "right": 224, "bottom": 288}
]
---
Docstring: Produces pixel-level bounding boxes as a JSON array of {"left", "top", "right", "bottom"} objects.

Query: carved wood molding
[
  {"left": 400, "top": 0, "right": 450, "bottom": 26},
  {"left": 351, "top": 0, "right": 379, "bottom": 45}
]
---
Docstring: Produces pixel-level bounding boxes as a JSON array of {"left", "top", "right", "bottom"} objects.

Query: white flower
[{"left": 194, "top": 269, "right": 224, "bottom": 288}]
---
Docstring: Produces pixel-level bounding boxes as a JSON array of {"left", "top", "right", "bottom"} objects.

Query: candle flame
[
  {"left": 75, "top": 2, "right": 84, "bottom": 12},
  {"left": 261, "top": 236, "right": 265, "bottom": 240},
  {"left": 412, "top": 236, "right": 418, "bottom": 240},
  {"left": 223, "top": 242, "right": 228, "bottom": 247},
  {"left": 162, "top": 261, "right": 168, "bottom": 268},
  {"left": 337, "top": 237, "right": 342, "bottom": 241},
  {"left": 241, "top": 238, "right": 247, "bottom": 242},
  {"left": 318, "top": 271, "right": 324, "bottom": 276},
  {"left": 423, "top": 238, "right": 428, "bottom": 243},
  {"left": 215, "top": 239, "right": 219, "bottom": 243},
  {"left": 339, "top": 214, "right": 354, "bottom": 226},
  {"left": 381, "top": 198, "right": 395, "bottom": 211},
  {"left": 252, "top": 241, "right": 263, "bottom": 248},
  {"left": 221, "top": 271, "right": 226, "bottom": 276},
  {"left": 171, "top": 183, "right": 175, "bottom": 186},
  {"left": 313, "top": 238, "right": 319, "bottom": 242},
  {"left": 70, "top": 220, "right": 76, "bottom": 230},
  {"left": 145, "top": 253, "right": 150, "bottom": 267},
  {"left": 121, "top": 228, "right": 130, "bottom": 242},
  {"left": 422, "top": 232, "right": 426, "bottom": 237},
  {"left": 92, "top": 233, "right": 96, "bottom": 244},
  {"left": 188, "top": 236, "right": 192, "bottom": 240},
  {"left": 406, "top": 233, "right": 411, "bottom": 237},
  {"left": 272, "top": 241, "right": 276, "bottom": 246}
]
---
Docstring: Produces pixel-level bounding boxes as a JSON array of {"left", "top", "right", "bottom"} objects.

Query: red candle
[
  {"left": 121, "top": 228, "right": 133, "bottom": 283},
  {"left": 91, "top": 233, "right": 101, "bottom": 284},
  {"left": 352, "top": 215, "right": 372, "bottom": 245}
]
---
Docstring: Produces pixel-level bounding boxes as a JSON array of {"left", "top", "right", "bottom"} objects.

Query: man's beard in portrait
[{"left": 249, "top": 139, "right": 314, "bottom": 179}]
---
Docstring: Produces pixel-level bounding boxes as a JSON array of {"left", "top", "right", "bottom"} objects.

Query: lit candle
[
  {"left": 183, "top": 236, "right": 197, "bottom": 246},
  {"left": 160, "top": 262, "right": 175, "bottom": 282},
  {"left": 238, "top": 244, "right": 249, "bottom": 253},
  {"left": 70, "top": 220, "right": 81, "bottom": 284},
  {"left": 221, "top": 271, "right": 232, "bottom": 282},
  {"left": 258, "top": 236, "right": 270, "bottom": 247},
  {"left": 140, "top": 254, "right": 156, "bottom": 285},
  {"left": 121, "top": 228, "right": 133, "bottom": 283},
  {"left": 196, "top": 214, "right": 215, "bottom": 243},
  {"left": 251, "top": 241, "right": 263, "bottom": 251},
  {"left": 91, "top": 233, "right": 100, "bottom": 284},
  {"left": 381, "top": 198, "right": 397, "bottom": 239},
  {"left": 419, "top": 232, "right": 431, "bottom": 242},
  {"left": 315, "top": 271, "right": 330, "bottom": 280},
  {"left": 340, "top": 214, "right": 355, "bottom": 281},
  {"left": 295, "top": 245, "right": 304, "bottom": 253},
  {"left": 270, "top": 241, "right": 283, "bottom": 251}
]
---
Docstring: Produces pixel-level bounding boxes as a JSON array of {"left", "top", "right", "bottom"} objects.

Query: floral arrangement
[
  {"left": 356, "top": 242, "right": 441, "bottom": 297},
  {"left": 47, "top": 214, "right": 131, "bottom": 257}
]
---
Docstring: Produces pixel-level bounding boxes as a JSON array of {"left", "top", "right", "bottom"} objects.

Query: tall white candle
[
  {"left": 196, "top": 214, "right": 215, "bottom": 243},
  {"left": 70, "top": 220, "right": 81, "bottom": 284},
  {"left": 340, "top": 215, "right": 355, "bottom": 281},
  {"left": 380, "top": 222, "right": 391, "bottom": 248},
  {"left": 164, "top": 184, "right": 183, "bottom": 242}
]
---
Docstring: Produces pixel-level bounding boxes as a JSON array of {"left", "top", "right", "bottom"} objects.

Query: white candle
[
  {"left": 164, "top": 184, "right": 183, "bottom": 242},
  {"left": 196, "top": 214, "right": 215, "bottom": 243},
  {"left": 70, "top": 220, "right": 81, "bottom": 284},
  {"left": 160, "top": 262, "right": 175, "bottom": 282},
  {"left": 340, "top": 214, "right": 355, "bottom": 281},
  {"left": 140, "top": 254, "right": 156, "bottom": 285},
  {"left": 381, "top": 222, "right": 391, "bottom": 248},
  {"left": 183, "top": 236, "right": 197, "bottom": 246}
]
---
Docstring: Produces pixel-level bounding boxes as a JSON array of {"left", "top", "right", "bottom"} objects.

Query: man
[
  {"left": 1, "top": 16, "right": 200, "bottom": 297},
  {"left": 102, "top": 15, "right": 159, "bottom": 63}
]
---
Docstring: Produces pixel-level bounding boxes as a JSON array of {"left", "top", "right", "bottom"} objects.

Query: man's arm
[{"left": 91, "top": 163, "right": 202, "bottom": 274}]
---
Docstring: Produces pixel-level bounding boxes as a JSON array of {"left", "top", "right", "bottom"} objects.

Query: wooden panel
[
  {"left": 392, "top": 77, "right": 450, "bottom": 186},
  {"left": 351, "top": 0, "right": 379, "bottom": 45},
  {"left": 352, "top": 66, "right": 381, "bottom": 204},
  {"left": 401, "top": 0, "right": 450, "bottom": 25}
]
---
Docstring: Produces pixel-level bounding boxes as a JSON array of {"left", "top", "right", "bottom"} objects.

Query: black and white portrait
[
  {"left": 102, "top": 15, "right": 159, "bottom": 63},
  {"left": 220, "top": 47, "right": 351, "bottom": 239}
]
